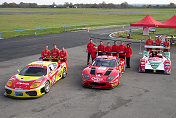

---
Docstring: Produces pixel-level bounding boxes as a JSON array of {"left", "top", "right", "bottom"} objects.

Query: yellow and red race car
[{"left": 5, "top": 61, "right": 67, "bottom": 98}]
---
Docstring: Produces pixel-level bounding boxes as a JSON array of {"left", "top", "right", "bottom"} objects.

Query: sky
[{"left": 0, "top": 0, "right": 176, "bottom": 5}]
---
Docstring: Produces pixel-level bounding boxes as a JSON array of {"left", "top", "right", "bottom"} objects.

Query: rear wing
[
  {"left": 39, "top": 57, "right": 59, "bottom": 60},
  {"left": 97, "top": 51, "right": 125, "bottom": 54},
  {"left": 143, "top": 51, "right": 170, "bottom": 59},
  {"left": 145, "top": 45, "right": 170, "bottom": 49}
]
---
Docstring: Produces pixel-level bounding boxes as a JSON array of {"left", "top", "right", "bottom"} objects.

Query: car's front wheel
[{"left": 44, "top": 81, "right": 50, "bottom": 93}]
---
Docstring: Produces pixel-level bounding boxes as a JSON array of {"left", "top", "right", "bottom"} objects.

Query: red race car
[{"left": 82, "top": 55, "right": 125, "bottom": 89}]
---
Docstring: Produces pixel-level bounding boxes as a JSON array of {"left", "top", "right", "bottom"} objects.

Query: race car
[
  {"left": 139, "top": 45, "right": 171, "bottom": 74},
  {"left": 82, "top": 55, "right": 125, "bottom": 89},
  {"left": 5, "top": 60, "right": 67, "bottom": 98}
]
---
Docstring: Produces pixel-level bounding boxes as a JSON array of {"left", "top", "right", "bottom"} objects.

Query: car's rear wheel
[
  {"left": 44, "top": 81, "right": 50, "bottom": 93},
  {"left": 62, "top": 68, "right": 67, "bottom": 78}
]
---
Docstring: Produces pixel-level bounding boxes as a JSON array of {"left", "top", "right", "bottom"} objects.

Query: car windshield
[
  {"left": 19, "top": 67, "right": 47, "bottom": 76},
  {"left": 92, "top": 58, "right": 117, "bottom": 67}
]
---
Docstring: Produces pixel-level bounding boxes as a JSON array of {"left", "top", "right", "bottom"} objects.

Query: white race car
[{"left": 139, "top": 45, "right": 171, "bottom": 74}]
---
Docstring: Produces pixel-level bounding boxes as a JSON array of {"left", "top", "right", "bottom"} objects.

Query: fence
[{"left": 0, "top": 24, "right": 88, "bottom": 39}]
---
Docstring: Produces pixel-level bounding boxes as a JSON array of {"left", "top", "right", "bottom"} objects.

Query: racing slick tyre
[
  {"left": 44, "top": 81, "right": 50, "bottom": 93},
  {"left": 139, "top": 68, "right": 141, "bottom": 73},
  {"left": 62, "top": 68, "right": 67, "bottom": 79},
  {"left": 164, "top": 71, "right": 171, "bottom": 75},
  {"left": 123, "top": 65, "right": 126, "bottom": 72}
]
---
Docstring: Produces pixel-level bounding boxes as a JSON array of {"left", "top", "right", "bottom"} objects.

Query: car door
[{"left": 48, "top": 63, "right": 57, "bottom": 85}]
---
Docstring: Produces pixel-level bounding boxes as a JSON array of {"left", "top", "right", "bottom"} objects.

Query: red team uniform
[
  {"left": 146, "top": 38, "right": 154, "bottom": 51},
  {"left": 91, "top": 47, "right": 97, "bottom": 61},
  {"left": 98, "top": 44, "right": 105, "bottom": 55},
  {"left": 105, "top": 46, "right": 112, "bottom": 56},
  {"left": 118, "top": 44, "right": 126, "bottom": 59},
  {"left": 112, "top": 44, "right": 119, "bottom": 56},
  {"left": 163, "top": 41, "right": 170, "bottom": 52},
  {"left": 59, "top": 50, "right": 68, "bottom": 62},
  {"left": 41, "top": 49, "right": 50, "bottom": 61}
]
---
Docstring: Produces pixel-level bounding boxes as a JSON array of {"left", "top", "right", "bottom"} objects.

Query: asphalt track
[{"left": 0, "top": 26, "right": 176, "bottom": 118}]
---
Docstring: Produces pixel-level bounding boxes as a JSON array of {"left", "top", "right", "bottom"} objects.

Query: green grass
[
  {"left": 115, "top": 28, "right": 176, "bottom": 40},
  {"left": 0, "top": 8, "right": 175, "bottom": 38}
]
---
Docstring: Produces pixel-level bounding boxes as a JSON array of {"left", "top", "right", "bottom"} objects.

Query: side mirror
[
  {"left": 17, "top": 69, "right": 20, "bottom": 73},
  {"left": 88, "top": 62, "right": 91, "bottom": 66}
]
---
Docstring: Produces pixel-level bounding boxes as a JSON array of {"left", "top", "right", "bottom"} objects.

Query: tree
[
  {"left": 169, "top": 3, "right": 175, "bottom": 8},
  {"left": 120, "top": 1, "right": 128, "bottom": 8},
  {"left": 2, "top": 2, "right": 9, "bottom": 7},
  {"left": 156, "top": 5, "right": 160, "bottom": 8}
]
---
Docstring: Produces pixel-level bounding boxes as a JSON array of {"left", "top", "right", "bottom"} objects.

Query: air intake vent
[
  {"left": 104, "top": 68, "right": 113, "bottom": 76},
  {"left": 90, "top": 67, "right": 96, "bottom": 75}
]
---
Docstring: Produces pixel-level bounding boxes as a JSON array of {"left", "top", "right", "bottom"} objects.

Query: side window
[
  {"left": 48, "top": 64, "right": 54, "bottom": 74},
  {"left": 52, "top": 63, "right": 58, "bottom": 70},
  {"left": 116, "top": 57, "right": 120, "bottom": 65}
]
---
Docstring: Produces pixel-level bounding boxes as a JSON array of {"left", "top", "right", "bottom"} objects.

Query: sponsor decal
[
  {"left": 16, "top": 82, "right": 29, "bottom": 85},
  {"left": 149, "top": 62, "right": 161, "bottom": 69},
  {"left": 91, "top": 77, "right": 103, "bottom": 82},
  {"left": 98, "top": 67, "right": 106, "bottom": 70}
]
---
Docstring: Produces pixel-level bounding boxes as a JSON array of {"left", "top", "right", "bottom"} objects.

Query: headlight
[
  {"left": 6, "top": 80, "right": 13, "bottom": 87},
  {"left": 84, "top": 74, "right": 90, "bottom": 79},
  {"left": 106, "top": 76, "right": 115, "bottom": 81},
  {"left": 30, "top": 80, "right": 42, "bottom": 89}
]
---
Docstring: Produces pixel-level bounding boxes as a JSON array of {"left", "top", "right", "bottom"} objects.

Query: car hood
[
  {"left": 16, "top": 74, "right": 42, "bottom": 81},
  {"left": 6, "top": 75, "right": 44, "bottom": 90},
  {"left": 83, "top": 66, "right": 119, "bottom": 81},
  {"left": 90, "top": 67, "right": 114, "bottom": 76}
]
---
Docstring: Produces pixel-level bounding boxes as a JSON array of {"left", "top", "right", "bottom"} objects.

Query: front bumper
[
  {"left": 82, "top": 80, "right": 119, "bottom": 89},
  {"left": 5, "top": 85, "right": 45, "bottom": 98}
]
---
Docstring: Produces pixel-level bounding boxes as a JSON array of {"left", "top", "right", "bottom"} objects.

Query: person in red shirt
[
  {"left": 105, "top": 42, "right": 112, "bottom": 56},
  {"left": 146, "top": 36, "right": 154, "bottom": 51},
  {"left": 155, "top": 36, "right": 162, "bottom": 53},
  {"left": 60, "top": 47, "right": 68, "bottom": 63},
  {"left": 163, "top": 38, "right": 170, "bottom": 52},
  {"left": 126, "top": 44, "right": 132, "bottom": 68},
  {"left": 87, "top": 39, "right": 94, "bottom": 65},
  {"left": 51, "top": 44, "right": 60, "bottom": 62},
  {"left": 155, "top": 36, "right": 162, "bottom": 46},
  {"left": 91, "top": 45, "right": 97, "bottom": 62},
  {"left": 119, "top": 41, "right": 126, "bottom": 59},
  {"left": 41, "top": 45, "right": 50, "bottom": 61},
  {"left": 112, "top": 41, "right": 119, "bottom": 56},
  {"left": 98, "top": 41, "right": 105, "bottom": 56}
]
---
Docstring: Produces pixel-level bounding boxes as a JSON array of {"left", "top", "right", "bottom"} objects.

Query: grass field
[
  {"left": 114, "top": 28, "right": 176, "bottom": 40},
  {"left": 0, "top": 8, "right": 175, "bottom": 38}
]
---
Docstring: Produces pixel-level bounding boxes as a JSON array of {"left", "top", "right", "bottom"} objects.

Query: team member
[
  {"left": 112, "top": 41, "right": 119, "bottom": 56},
  {"left": 155, "top": 36, "right": 162, "bottom": 52},
  {"left": 163, "top": 38, "right": 170, "bottom": 52},
  {"left": 146, "top": 36, "right": 154, "bottom": 51},
  {"left": 155, "top": 36, "right": 162, "bottom": 46},
  {"left": 87, "top": 39, "right": 94, "bottom": 65},
  {"left": 41, "top": 45, "right": 50, "bottom": 61},
  {"left": 60, "top": 47, "right": 68, "bottom": 63},
  {"left": 126, "top": 44, "right": 132, "bottom": 68},
  {"left": 51, "top": 44, "right": 60, "bottom": 62},
  {"left": 105, "top": 42, "right": 112, "bottom": 56},
  {"left": 118, "top": 41, "right": 126, "bottom": 59},
  {"left": 98, "top": 41, "right": 105, "bottom": 56},
  {"left": 91, "top": 45, "right": 97, "bottom": 62}
]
